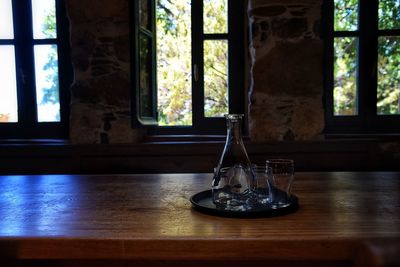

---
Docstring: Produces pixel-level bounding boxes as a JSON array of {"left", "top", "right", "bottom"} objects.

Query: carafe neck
[{"left": 226, "top": 114, "right": 244, "bottom": 143}]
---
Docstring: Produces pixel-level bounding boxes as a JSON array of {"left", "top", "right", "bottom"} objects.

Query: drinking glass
[
  {"left": 252, "top": 165, "right": 271, "bottom": 206},
  {"left": 266, "top": 159, "right": 294, "bottom": 208}
]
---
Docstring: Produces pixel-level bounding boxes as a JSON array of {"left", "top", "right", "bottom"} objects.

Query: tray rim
[{"left": 190, "top": 189, "right": 299, "bottom": 218}]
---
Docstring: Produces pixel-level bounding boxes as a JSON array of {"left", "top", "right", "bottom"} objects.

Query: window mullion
[
  {"left": 323, "top": 0, "right": 334, "bottom": 131},
  {"left": 55, "top": 0, "right": 72, "bottom": 130},
  {"left": 12, "top": 0, "right": 37, "bottom": 126},
  {"left": 358, "top": 0, "right": 378, "bottom": 122},
  {"left": 227, "top": 0, "right": 245, "bottom": 116},
  {"left": 191, "top": 0, "right": 204, "bottom": 130}
]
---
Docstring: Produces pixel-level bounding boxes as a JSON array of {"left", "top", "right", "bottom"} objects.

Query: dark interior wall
[
  {"left": 66, "top": 0, "right": 326, "bottom": 144},
  {"left": 1, "top": 138, "right": 397, "bottom": 174},
  {"left": 1, "top": 0, "right": 399, "bottom": 174},
  {"left": 51, "top": 0, "right": 400, "bottom": 170}
]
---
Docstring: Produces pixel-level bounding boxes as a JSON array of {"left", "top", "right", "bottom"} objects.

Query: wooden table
[{"left": 0, "top": 172, "right": 399, "bottom": 267}]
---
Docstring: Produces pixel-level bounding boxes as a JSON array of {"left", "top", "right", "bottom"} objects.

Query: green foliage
[
  {"left": 204, "top": 40, "right": 228, "bottom": 117},
  {"left": 377, "top": 1, "right": 400, "bottom": 114},
  {"left": 203, "top": 0, "right": 227, "bottom": 33},
  {"left": 333, "top": 0, "right": 358, "bottom": 118},
  {"left": 379, "top": 0, "right": 400, "bottom": 29},
  {"left": 40, "top": 5, "right": 60, "bottom": 120},
  {"left": 334, "top": 0, "right": 358, "bottom": 31},
  {"left": 334, "top": 37, "right": 357, "bottom": 115},
  {"left": 42, "top": 7, "right": 57, "bottom": 39},
  {"left": 203, "top": 0, "right": 228, "bottom": 117},
  {"left": 377, "top": 36, "right": 400, "bottom": 114},
  {"left": 156, "top": 0, "right": 192, "bottom": 126},
  {"left": 41, "top": 46, "right": 59, "bottom": 106},
  {"left": 157, "top": 0, "right": 179, "bottom": 36},
  {"left": 156, "top": 0, "right": 229, "bottom": 126},
  {"left": 334, "top": 0, "right": 400, "bottom": 116}
]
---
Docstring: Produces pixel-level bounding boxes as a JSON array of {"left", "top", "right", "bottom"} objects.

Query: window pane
[
  {"left": 32, "top": 0, "right": 57, "bottom": 39},
  {"left": 156, "top": 0, "right": 192, "bottom": 126},
  {"left": 139, "top": 34, "right": 153, "bottom": 118},
  {"left": 204, "top": 0, "right": 227, "bottom": 34},
  {"left": 0, "top": 45, "right": 18, "bottom": 123},
  {"left": 379, "top": 0, "right": 400, "bottom": 29},
  {"left": 0, "top": 0, "right": 14, "bottom": 39},
  {"left": 204, "top": 40, "right": 228, "bottom": 117},
  {"left": 334, "top": 37, "right": 358, "bottom": 116},
  {"left": 139, "top": 0, "right": 150, "bottom": 29},
  {"left": 377, "top": 36, "right": 400, "bottom": 115},
  {"left": 334, "top": 0, "right": 358, "bottom": 31},
  {"left": 34, "top": 45, "right": 60, "bottom": 122}
]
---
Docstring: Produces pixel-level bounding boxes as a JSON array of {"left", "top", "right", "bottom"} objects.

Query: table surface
[{"left": 0, "top": 172, "right": 399, "bottom": 262}]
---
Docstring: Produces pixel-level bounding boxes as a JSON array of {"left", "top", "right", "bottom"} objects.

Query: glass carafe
[{"left": 212, "top": 114, "right": 256, "bottom": 211}]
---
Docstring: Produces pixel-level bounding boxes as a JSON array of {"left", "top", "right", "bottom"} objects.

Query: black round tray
[{"left": 190, "top": 190, "right": 299, "bottom": 218}]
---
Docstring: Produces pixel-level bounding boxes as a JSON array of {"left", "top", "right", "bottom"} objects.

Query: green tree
[
  {"left": 156, "top": 0, "right": 229, "bottom": 125},
  {"left": 40, "top": 5, "right": 60, "bottom": 120},
  {"left": 157, "top": 0, "right": 192, "bottom": 125},
  {"left": 334, "top": 37, "right": 357, "bottom": 115},
  {"left": 377, "top": 0, "right": 400, "bottom": 114},
  {"left": 377, "top": 36, "right": 400, "bottom": 114},
  {"left": 334, "top": 0, "right": 400, "bottom": 115},
  {"left": 379, "top": 0, "right": 400, "bottom": 29},
  {"left": 334, "top": 0, "right": 358, "bottom": 31}
]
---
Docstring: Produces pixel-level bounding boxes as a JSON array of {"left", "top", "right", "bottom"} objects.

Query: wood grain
[{"left": 0, "top": 172, "right": 399, "bottom": 265}]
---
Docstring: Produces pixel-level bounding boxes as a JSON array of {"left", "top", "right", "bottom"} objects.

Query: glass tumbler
[
  {"left": 266, "top": 159, "right": 294, "bottom": 208},
  {"left": 252, "top": 165, "right": 271, "bottom": 206}
]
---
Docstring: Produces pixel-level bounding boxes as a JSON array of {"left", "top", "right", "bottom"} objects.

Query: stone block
[
  {"left": 69, "top": 102, "right": 102, "bottom": 144},
  {"left": 251, "top": 0, "right": 319, "bottom": 6},
  {"left": 249, "top": 94, "right": 324, "bottom": 141},
  {"left": 271, "top": 18, "right": 308, "bottom": 38},
  {"left": 253, "top": 39, "right": 323, "bottom": 97},
  {"left": 66, "top": 0, "right": 128, "bottom": 22},
  {"left": 91, "top": 72, "right": 131, "bottom": 107},
  {"left": 250, "top": 5, "right": 287, "bottom": 17}
]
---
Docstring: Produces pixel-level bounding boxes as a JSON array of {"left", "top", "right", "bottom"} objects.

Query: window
[
  {"left": 0, "top": 0, "right": 71, "bottom": 139},
  {"left": 131, "top": 0, "right": 245, "bottom": 134},
  {"left": 324, "top": 0, "right": 400, "bottom": 134}
]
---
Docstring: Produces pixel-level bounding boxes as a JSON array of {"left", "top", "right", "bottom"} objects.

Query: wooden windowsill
[{"left": 0, "top": 138, "right": 398, "bottom": 174}]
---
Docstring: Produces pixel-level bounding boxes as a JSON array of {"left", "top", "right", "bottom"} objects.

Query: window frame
[
  {"left": 131, "top": 0, "right": 158, "bottom": 127},
  {"left": 131, "top": 0, "right": 246, "bottom": 135},
  {"left": 324, "top": 0, "right": 400, "bottom": 134},
  {"left": 0, "top": 0, "right": 72, "bottom": 139}
]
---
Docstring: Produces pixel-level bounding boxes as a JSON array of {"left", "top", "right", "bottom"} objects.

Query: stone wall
[
  {"left": 248, "top": 0, "right": 324, "bottom": 141},
  {"left": 67, "top": 0, "right": 138, "bottom": 144},
  {"left": 66, "top": 0, "right": 324, "bottom": 144}
]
